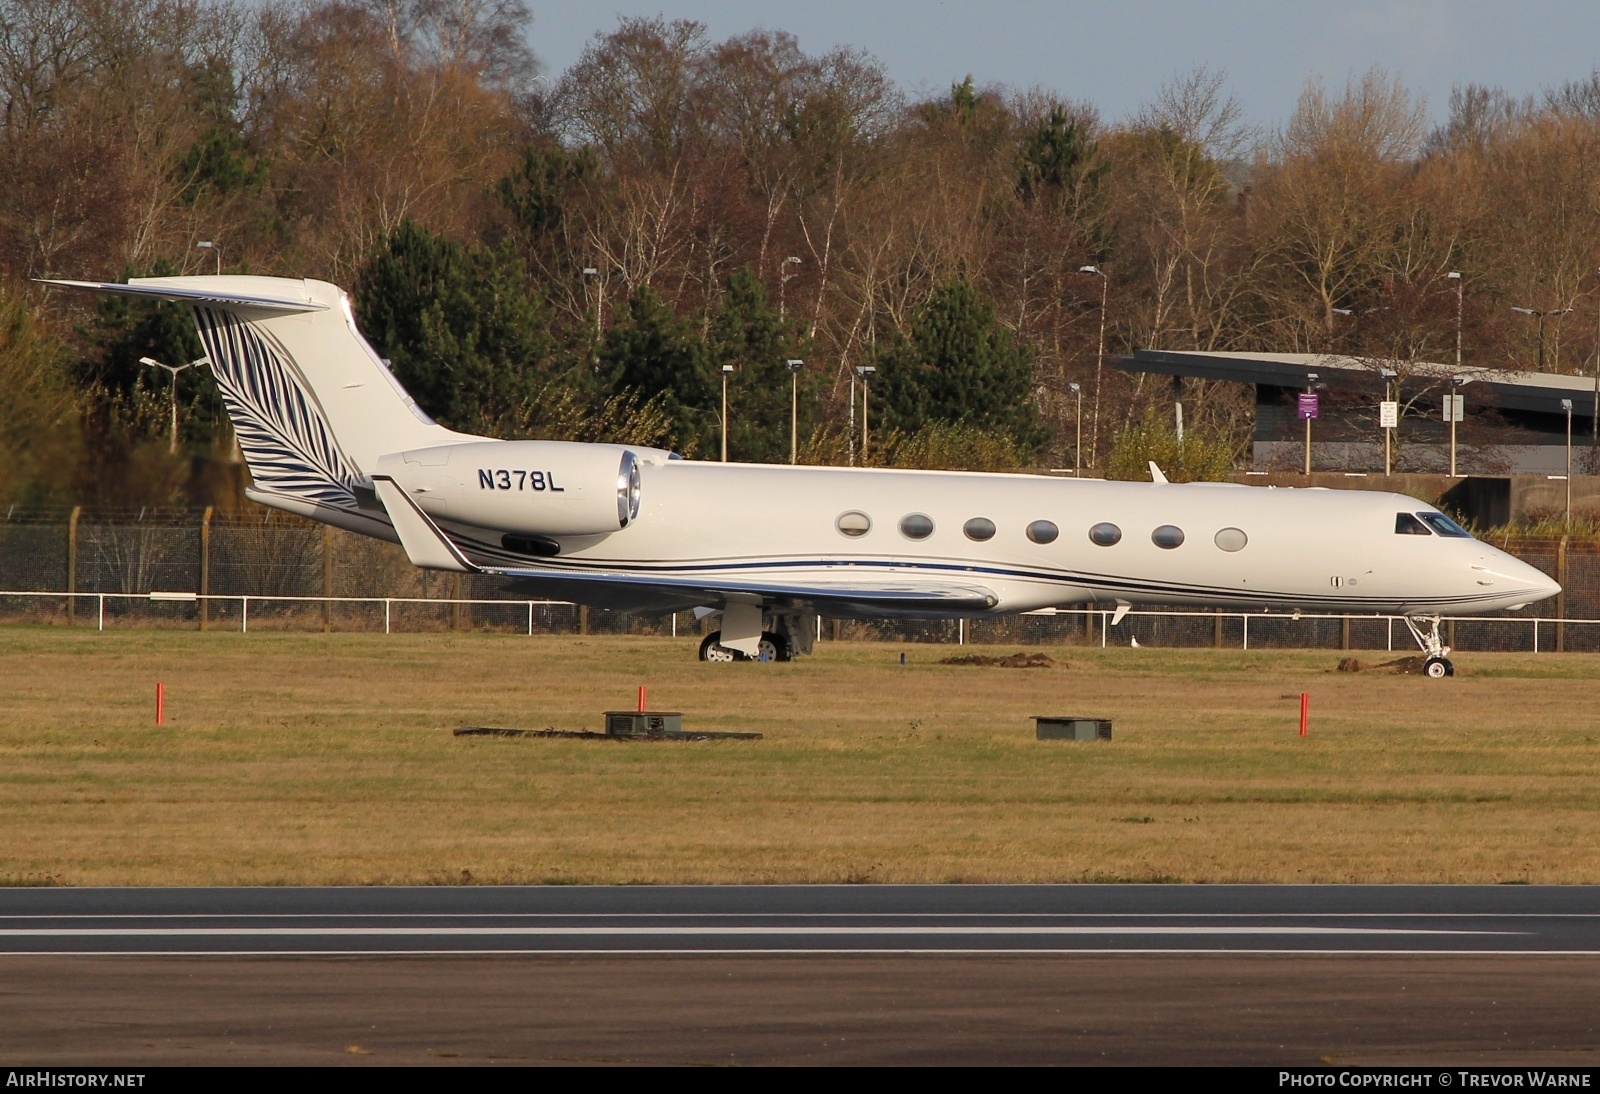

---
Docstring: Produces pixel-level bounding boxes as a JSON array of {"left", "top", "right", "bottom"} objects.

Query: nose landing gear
[{"left": 1403, "top": 615, "right": 1455, "bottom": 678}]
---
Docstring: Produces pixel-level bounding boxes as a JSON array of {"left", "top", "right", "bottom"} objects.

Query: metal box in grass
[
  {"left": 605, "top": 711, "right": 684, "bottom": 738},
  {"left": 1035, "top": 716, "right": 1112, "bottom": 741}
]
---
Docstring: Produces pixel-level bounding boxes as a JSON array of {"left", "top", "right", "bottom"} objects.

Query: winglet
[
  {"left": 1148, "top": 461, "right": 1169, "bottom": 484},
  {"left": 372, "top": 476, "right": 478, "bottom": 573},
  {"left": 1110, "top": 600, "right": 1132, "bottom": 626}
]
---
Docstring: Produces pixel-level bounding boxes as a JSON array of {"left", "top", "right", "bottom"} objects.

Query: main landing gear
[
  {"left": 1403, "top": 615, "right": 1455, "bottom": 678},
  {"left": 698, "top": 630, "right": 791, "bottom": 663}
]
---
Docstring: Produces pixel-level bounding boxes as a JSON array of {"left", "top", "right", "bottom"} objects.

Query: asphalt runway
[{"left": 3, "top": 886, "right": 1598, "bottom": 1065}]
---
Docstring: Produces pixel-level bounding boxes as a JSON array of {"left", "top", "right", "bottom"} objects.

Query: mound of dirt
[
  {"left": 1335, "top": 655, "right": 1429, "bottom": 675},
  {"left": 939, "top": 652, "right": 1062, "bottom": 668}
]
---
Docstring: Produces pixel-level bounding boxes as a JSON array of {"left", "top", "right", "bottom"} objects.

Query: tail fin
[{"left": 42, "top": 275, "right": 475, "bottom": 529}]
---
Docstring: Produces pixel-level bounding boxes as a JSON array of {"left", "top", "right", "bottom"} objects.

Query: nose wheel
[{"left": 1404, "top": 615, "right": 1455, "bottom": 679}]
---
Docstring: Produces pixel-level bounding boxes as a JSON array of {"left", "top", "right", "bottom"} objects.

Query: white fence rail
[{"left": 1, "top": 589, "right": 1597, "bottom": 653}]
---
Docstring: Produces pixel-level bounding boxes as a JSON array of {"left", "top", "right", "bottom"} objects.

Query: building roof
[{"left": 1123, "top": 349, "right": 1600, "bottom": 419}]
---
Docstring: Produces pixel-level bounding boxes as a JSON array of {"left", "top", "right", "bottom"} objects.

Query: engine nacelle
[{"left": 373, "top": 441, "right": 644, "bottom": 537}]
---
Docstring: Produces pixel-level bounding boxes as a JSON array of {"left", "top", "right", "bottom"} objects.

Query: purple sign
[{"left": 1296, "top": 393, "right": 1320, "bottom": 420}]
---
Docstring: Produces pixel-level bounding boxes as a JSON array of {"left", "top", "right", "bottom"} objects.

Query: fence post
[
  {"left": 199, "top": 506, "right": 212, "bottom": 632},
  {"left": 1213, "top": 607, "right": 1223, "bottom": 649},
  {"left": 578, "top": 603, "right": 588, "bottom": 635},
  {"left": 450, "top": 573, "right": 463, "bottom": 631},
  {"left": 322, "top": 525, "right": 333, "bottom": 633},
  {"left": 1556, "top": 536, "right": 1568, "bottom": 653},
  {"left": 1340, "top": 614, "right": 1350, "bottom": 651},
  {"left": 66, "top": 506, "right": 80, "bottom": 625},
  {"left": 1243, "top": 614, "right": 1250, "bottom": 651}
]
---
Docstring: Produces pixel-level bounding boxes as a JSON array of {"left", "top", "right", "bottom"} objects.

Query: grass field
[{"left": 2, "top": 628, "right": 1598, "bottom": 886}]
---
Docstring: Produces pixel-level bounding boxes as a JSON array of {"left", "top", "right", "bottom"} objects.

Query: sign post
[
  {"left": 1297, "top": 391, "right": 1320, "bottom": 475},
  {"left": 1444, "top": 391, "right": 1465, "bottom": 477},
  {"left": 1379, "top": 400, "right": 1398, "bottom": 475}
]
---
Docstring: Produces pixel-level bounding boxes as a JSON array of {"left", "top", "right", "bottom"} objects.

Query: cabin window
[
  {"left": 1419, "top": 512, "right": 1473, "bottom": 538},
  {"left": 837, "top": 511, "right": 872, "bottom": 538},
  {"left": 899, "top": 513, "right": 935, "bottom": 539},
  {"left": 1152, "top": 525, "right": 1185, "bottom": 549},
  {"left": 1214, "top": 527, "right": 1248, "bottom": 552},
  {"left": 964, "top": 517, "right": 996, "bottom": 541},
  {"left": 1395, "top": 513, "right": 1432, "bottom": 536},
  {"left": 1026, "top": 520, "right": 1059, "bottom": 544},
  {"left": 1089, "top": 522, "right": 1122, "bottom": 546}
]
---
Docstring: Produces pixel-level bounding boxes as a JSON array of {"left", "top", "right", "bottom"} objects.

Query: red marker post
[
  {"left": 156, "top": 682, "right": 166, "bottom": 727},
  {"left": 1299, "top": 692, "right": 1308, "bottom": 737},
  {"left": 637, "top": 685, "right": 646, "bottom": 713}
]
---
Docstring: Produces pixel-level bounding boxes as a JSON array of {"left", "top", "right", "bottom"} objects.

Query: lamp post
[
  {"left": 1447, "top": 271, "right": 1462, "bottom": 372},
  {"left": 581, "top": 267, "right": 602, "bottom": 342},
  {"left": 1379, "top": 367, "right": 1398, "bottom": 475},
  {"left": 786, "top": 359, "right": 803, "bottom": 464},
  {"left": 196, "top": 240, "right": 222, "bottom": 275},
  {"left": 139, "top": 355, "right": 209, "bottom": 454},
  {"left": 1561, "top": 398, "right": 1574, "bottom": 522},
  {"left": 1446, "top": 375, "right": 1469, "bottom": 478},
  {"left": 720, "top": 364, "right": 734, "bottom": 462},
  {"left": 1077, "top": 265, "right": 1108, "bottom": 467},
  {"left": 1510, "top": 305, "right": 1572, "bottom": 372},
  {"left": 779, "top": 256, "right": 800, "bottom": 319},
  {"left": 1068, "top": 381, "right": 1082, "bottom": 476},
  {"left": 855, "top": 366, "right": 876, "bottom": 464}
]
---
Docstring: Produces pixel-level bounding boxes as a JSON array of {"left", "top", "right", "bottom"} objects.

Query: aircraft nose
[{"left": 1503, "top": 557, "right": 1561, "bottom": 605}]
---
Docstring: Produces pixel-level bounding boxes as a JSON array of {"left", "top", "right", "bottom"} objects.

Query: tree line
[{"left": 5, "top": 0, "right": 1600, "bottom": 508}]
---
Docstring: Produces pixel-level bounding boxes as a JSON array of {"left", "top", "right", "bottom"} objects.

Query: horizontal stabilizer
[
  {"left": 372, "top": 476, "right": 474, "bottom": 573},
  {"left": 36, "top": 278, "right": 328, "bottom": 313}
]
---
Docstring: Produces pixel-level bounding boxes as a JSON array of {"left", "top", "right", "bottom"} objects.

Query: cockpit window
[
  {"left": 1419, "top": 512, "right": 1473, "bottom": 538},
  {"left": 1395, "top": 513, "right": 1432, "bottom": 535}
]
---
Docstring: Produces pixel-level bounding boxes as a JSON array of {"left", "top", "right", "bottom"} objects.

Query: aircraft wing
[{"left": 371, "top": 474, "right": 998, "bottom": 614}]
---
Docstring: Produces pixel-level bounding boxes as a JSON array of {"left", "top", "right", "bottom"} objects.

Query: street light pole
[
  {"left": 196, "top": 240, "right": 222, "bottom": 275},
  {"left": 786, "top": 359, "right": 803, "bottom": 464},
  {"left": 1068, "top": 382, "right": 1082, "bottom": 476},
  {"left": 855, "top": 366, "right": 876, "bottom": 464},
  {"left": 582, "top": 268, "right": 602, "bottom": 342},
  {"left": 1078, "top": 265, "right": 1108, "bottom": 468},
  {"left": 779, "top": 256, "right": 800, "bottom": 319},
  {"left": 1448, "top": 271, "right": 1462, "bottom": 373},
  {"left": 1562, "top": 399, "right": 1574, "bottom": 523},
  {"left": 1511, "top": 306, "right": 1572, "bottom": 372},
  {"left": 139, "top": 356, "right": 208, "bottom": 454},
  {"left": 720, "top": 364, "right": 734, "bottom": 462}
]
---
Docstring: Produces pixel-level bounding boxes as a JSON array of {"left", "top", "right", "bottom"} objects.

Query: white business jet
[{"left": 44, "top": 276, "right": 1560, "bottom": 677}]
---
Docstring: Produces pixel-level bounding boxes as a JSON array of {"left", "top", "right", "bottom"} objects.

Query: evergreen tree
[
  {"left": 872, "top": 279, "right": 1044, "bottom": 452},
  {"left": 598, "top": 285, "right": 714, "bottom": 456},
  {"left": 707, "top": 270, "right": 811, "bottom": 463},
  {"left": 354, "top": 220, "right": 556, "bottom": 435}
]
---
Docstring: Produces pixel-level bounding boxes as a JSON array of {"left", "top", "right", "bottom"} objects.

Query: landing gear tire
[
  {"left": 697, "top": 630, "right": 791, "bottom": 663},
  {"left": 1423, "top": 657, "right": 1454, "bottom": 679},
  {"left": 699, "top": 631, "right": 740, "bottom": 662}
]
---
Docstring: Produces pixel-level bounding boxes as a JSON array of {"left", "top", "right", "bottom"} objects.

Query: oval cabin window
[
  {"left": 836, "top": 511, "right": 871, "bottom": 538},
  {"left": 1152, "top": 525, "right": 1185, "bottom": 549},
  {"left": 899, "top": 513, "right": 935, "bottom": 539},
  {"left": 963, "top": 517, "right": 996, "bottom": 541},
  {"left": 1089, "top": 522, "right": 1122, "bottom": 546},
  {"left": 1214, "top": 527, "right": 1248, "bottom": 552},
  {"left": 1026, "top": 520, "right": 1059, "bottom": 544}
]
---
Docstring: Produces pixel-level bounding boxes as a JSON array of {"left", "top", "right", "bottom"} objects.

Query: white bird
[{"left": 1130, "top": 636, "right": 1141, "bottom": 648}]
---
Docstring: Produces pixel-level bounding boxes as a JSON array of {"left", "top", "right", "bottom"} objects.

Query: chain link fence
[{"left": 1, "top": 508, "right": 1597, "bottom": 652}]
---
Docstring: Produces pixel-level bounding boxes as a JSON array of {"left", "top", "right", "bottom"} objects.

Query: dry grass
[{"left": 2, "top": 628, "right": 1598, "bottom": 886}]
